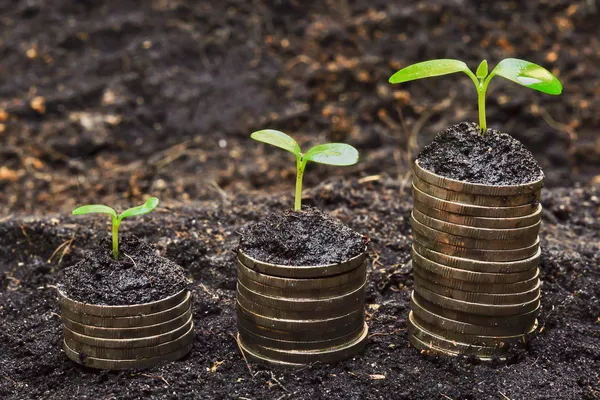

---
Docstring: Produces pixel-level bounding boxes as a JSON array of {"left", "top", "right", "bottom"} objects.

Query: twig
[
  {"left": 231, "top": 333, "right": 254, "bottom": 376},
  {"left": 369, "top": 329, "right": 406, "bottom": 338},
  {"left": 269, "top": 372, "right": 289, "bottom": 393},
  {"left": 4, "top": 376, "right": 18, "bottom": 385},
  {"left": 499, "top": 392, "right": 512, "bottom": 400},
  {"left": 139, "top": 373, "right": 169, "bottom": 386},
  {"left": 20, "top": 225, "right": 32, "bottom": 245},
  {"left": 0, "top": 215, "right": 12, "bottom": 223},
  {"left": 440, "top": 394, "right": 454, "bottom": 400}
]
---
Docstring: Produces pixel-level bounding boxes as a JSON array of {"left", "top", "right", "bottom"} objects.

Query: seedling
[
  {"left": 72, "top": 197, "right": 159, "bottom": 259},
  {"left": 251, "top": 130, "right": 359, "bottom": 210},
  {"left": 389, "top": 58, "right": 562, "bottom": 133}
]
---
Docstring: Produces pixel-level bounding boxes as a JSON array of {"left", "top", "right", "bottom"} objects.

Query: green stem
[
  {"left": 112, "top": 217, "right": 120, "bottom": 259},
  {"left": 477, "top": 84, "right": 486, "bottom": 134},
  {"left": 295, "top": 157, "right": 307, "bottom": 211}
]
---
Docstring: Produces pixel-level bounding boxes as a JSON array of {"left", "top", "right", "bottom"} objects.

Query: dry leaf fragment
[{"left": 370, "top": 374, "right": 386, "bottom": 380}]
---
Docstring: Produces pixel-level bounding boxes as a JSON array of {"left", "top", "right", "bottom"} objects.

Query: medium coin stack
[
  {"left": 59, "top": 289, "right": 194, "bottom": 370},
  {"left": 236, "top": 250, "right": 369, "bottom": 367},
  {"left": 408, "top": 160, "right": 543, "bottom": 359}
]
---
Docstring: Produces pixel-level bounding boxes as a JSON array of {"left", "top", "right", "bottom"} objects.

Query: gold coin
[
  {"left": 411, "top": 249, "right": 538, "bottom": 284},
  {"left": 412, "top": 184, "right": 540, "bottom": 218},
  {"left": 414, "top": 200, "right": 542, "bottom": 229},
  {"left": 412, "top": 208, "right": 540, "bottom": 241},
  {"left": 238, "top": 249, "right": 367, "bottom": 279},
  {"left": 413, "top": 160, "right": 544, "bottom": 196},
  {"left": 410, "top": 293, "right": 536, "bottom": 336},
  {"left": 63, "top": 314, "right": 193, "bottom": 348},
  {"left": 413, "top": 292, "right": 539, "bottom": 328},
  {"left": 411, "top": 214, "right": 538, "bottom": 250},
  {"left": 237, "top": 259, "right": 367, "bottom": 290},
  {"left": 412, "top": 242, "right": 540, "bottom": 273},
  {"left": 64, "top": 322, "right": 194, "bottom": 359},
  {"left": 413, "top": 175, "right": 540, "bottom": 207},
  {"left": 60, "top": 292, "right": 192, "bottom": 328},
  {"left": 413, "top": 231, "right": 539, "bottom": 262},
  {"left": 63, "top": 339, "right": 193, "bottom": 370}
]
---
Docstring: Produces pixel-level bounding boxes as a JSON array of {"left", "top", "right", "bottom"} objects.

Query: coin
[
  {"left": 413, "top": 159, "right": 544, "bottom": 196},
  {"left": 237, "top": 259, "right": 367, "bottom": 290},
  {"left": 411, "top": 214, "right": 538, "bottom": 250},
  {"left": 413, "top": 292, "right": 539, "bottom": 328},
  {"left": 238, "top": 249, "right": 367, "bottom": 279},
  {"left": 238, "top": 321, "right": 365, "bottom": 351},
  {"left": 413, "top": 175, "right": 540, "bottom": 207},
  {"left": 63, "top": 338, "right": 193, "bottom": 370},
  {"left": 413, "top": 266, "right": 540, "bottom": 294},
  {"left": 412, "top": 208, "right": 540, "bottom": 241},
  {"left": 410, "top": 293, "right": 537, "bottom": 336},
  {"left": 238, "top": 324, "right": 368, "bottom": 365},
  {"left": 64, "top": 322, "right": 194, "bottom": 359},
  {"left": 415, "top": 285, "right": 540, "bottom": 317},
  {"left": 414, "top": 272, "right": 541, "bottom": 305},
  {"left": 236, "top": 300, "right": 364, "bottom": 333},
  {"left": 62, "top": 306, "right": 192, "bottom": 339},
  {"left": 412, "top": 242, "right": 540, "bottom": 273},
  {"left": 57, "top": 288, "right": 188, "bottom": 318},
  {"left": 236, "top": 279, "right": 365, "bottom": 313},
  {"left": 414, "top": 200, "right": 542, "bottom": 229},
  {"left": 63, "top": 314, "right": 193, "bottom": 348},
  {"left": 412, "top": 184, "right": 540, "bottom": 218},
  {"left": 411, "top": 249, "right": 538, "bottom": 284},
  {"left": 411, "top": 312, "right": 537, "bottom": 347},
  {"left": 237, "top": 269, "right": 365, "bottom": 299},
  {"left": 60, "top": 292, "right": 192, "bottom": 328},
  {"left": 413, "top": 231, "right": 540, "bottom": 262}
]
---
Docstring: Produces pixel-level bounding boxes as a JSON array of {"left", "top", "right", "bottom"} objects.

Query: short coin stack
[
  {"left": 408, "top": 160, "right": 543, "bottom": 359},
  {"left": 236, "top": 250, "right": 369, "bottom": 367},
  {"left": 59, "top": 289, "right": 193, "bottom": 370}
]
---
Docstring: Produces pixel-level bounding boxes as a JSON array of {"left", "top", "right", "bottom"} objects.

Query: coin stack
[
  {"left": 408, "top": 160, "right": 543, "bottom": 359},
  {"left": 59, "top": 289, "right": 194, "bottom": 370},
  {"left": 236, "top": 250, "right": 369, "bottom": 367}
]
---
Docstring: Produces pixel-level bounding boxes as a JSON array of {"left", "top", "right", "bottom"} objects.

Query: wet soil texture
[
  {"left": 239, "top": 206, "right": 367, "bottom": 266},
  {"left": 58, "top": 236, "right": 188, "bottom": 305},
  {"left": 418, "top": 122, "right": 543, "bottom": 185},
  {"left": 1, "top": 0, "right": 600, "bottom": 215},
  {"left": 1, "top": 180, "right": 599, "bottom": 399}
]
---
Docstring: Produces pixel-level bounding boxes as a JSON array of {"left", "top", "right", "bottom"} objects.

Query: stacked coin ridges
[
  {"left": 408, "top": 160, "right": 542, "bottom": 359},
  {"left": 236, "top": 250, "right": 369, "bottom": 367},
  {"left": 59, "top": 289, "right": 193, "bottom": 370}
]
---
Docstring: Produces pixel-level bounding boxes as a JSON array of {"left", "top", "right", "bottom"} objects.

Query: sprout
[
  {"left": 251, "top": 130, "right": 359, "bottom": 211},
  {"left": 389, "top": 58, "right": 562, "bottom": 133},
  {"left": 72, "top": 197, "right": 159, "bottom": 259}
]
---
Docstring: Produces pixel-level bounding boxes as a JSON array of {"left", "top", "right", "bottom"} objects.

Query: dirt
[
  {"left": 58, "top": 236, "right": 188, "bottom": 306},
  {"left": 418, "top": 122, "right": 543, "bottom": 185},
  {"left": 238, "top": 206, "right": 368, "bottom": 266},
  {"left": 1, "top": 0, "right": 599, "bottom": 399}
]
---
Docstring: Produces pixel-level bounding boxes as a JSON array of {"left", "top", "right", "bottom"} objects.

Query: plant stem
[
  {"left": 477, "top": 84, "right": 486, "bottom": 134},
  {"left": 295, "top": 157, "right": 307, "bottom": 211},
  {"left": 112, "top": 217, "right": 120, "bottom": 259}
]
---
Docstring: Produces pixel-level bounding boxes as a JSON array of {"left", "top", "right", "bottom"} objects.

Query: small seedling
[
  {"left": 251, "top": 130, "right": 359, "bottom": 210},
  {"left": 72, "top": 197, "right": 159, "bottom": 259},
  {"left": 389, "top": 58, "right": 562, "bottom": 133}
]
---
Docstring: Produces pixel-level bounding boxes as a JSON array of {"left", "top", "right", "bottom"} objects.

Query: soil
[
  {"left": 58, "top": 236, "right": 188, "bottom": 306},
  {"left": 238, "top": 206, "right": 368, "bottom": 266},
  {"left": 418, "top": 122, "right": 543, "bottom": 185},
  {"left": 1, "top": 1, "right": 600, "bottom": 399}
]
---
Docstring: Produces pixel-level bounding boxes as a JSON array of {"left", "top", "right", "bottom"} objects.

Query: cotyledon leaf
[
  {"left": 490, "top": 58, "right": 562, "bottom": 95},
  {"left": 118, "top": 197, "right": 159, "bottom": 221},
  {"left": 72, "top": 204, "right": 117, "bottom": 218},
  {"left": 250, "top": 129, "right": 302, "bottom": 157},
  {"left": 389, "top": 59, "right": 470, "bottom": 84},
  {"left": 303, "top": 143, "right": 359, "bottom": 166}
]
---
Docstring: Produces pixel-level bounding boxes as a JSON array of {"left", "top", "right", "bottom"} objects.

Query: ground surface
[{"left": 1, "top": 0, "right": 600, "bottom": 399}]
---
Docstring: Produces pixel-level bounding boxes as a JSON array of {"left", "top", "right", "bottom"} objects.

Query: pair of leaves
[
  {"left": 389, "top": 58, "right": 562, "bottom": 95},
  {"left": 73, "top": 197, "right": 159, "bottom": 222},
  {"left": 250, "top": 130, "right": 359, "bottom": 166}
]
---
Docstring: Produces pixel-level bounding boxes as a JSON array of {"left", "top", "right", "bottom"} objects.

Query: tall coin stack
[
  {"left": 236, "top": 250, "right": 369, "bottom": 367},
  {"left": 408, "top": 160, "right": 543, "bottom": 359},
  {"left": 59, "top": 289, "right": 194, "bottom": 370}
]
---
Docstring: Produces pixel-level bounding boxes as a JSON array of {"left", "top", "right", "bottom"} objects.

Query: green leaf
[
  {"left": 476, "top": 60, "right": 488, "bottom": 79},
  {"left": 303, "top": 143, "right": 359, "bottom": 166},
  {"left": 389, "top": 59, "right": 470, "bottom": 84},
  {"left": 491, "top": 58, "right": 562, "bottom": 95},
  {"left": 251, "top": 130, "right": 302, "bottom": 157},
  {"left": 72, "top": 204, "right": 117, "bottom": 219},
  {"left": 118, "top": 197, "right": 159, "bottom": 222}
]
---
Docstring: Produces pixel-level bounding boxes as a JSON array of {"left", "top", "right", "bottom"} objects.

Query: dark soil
[
  {"left": 418, "top": 122, "right": 544, "bottom": 185},
  {"left": 239, "top": 206, "right": 368, "bottom": 266},
  {"left": 58, "top": 236, "right": 188, "bottom": 306}
]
